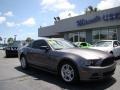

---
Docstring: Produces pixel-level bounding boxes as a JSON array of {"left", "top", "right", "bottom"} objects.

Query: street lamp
[
  {"left": 4, "top": 38, "right": 6, "bottom": 44},
  {"left": 14, "top": 35, "right": 17, "bottom": 41}
]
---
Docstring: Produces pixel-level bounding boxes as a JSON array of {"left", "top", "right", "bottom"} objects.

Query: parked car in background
[
  {"left": 74, "top": 42, "right": 91, "bottom": 48},
  {"left": 18, "top": 38, "right": 116, "bottom": 83},
  {"left": 90, "top": 40, "right": 120, "bottom": 57},
  {"left": 5, "top": 41, "right": 26, "bottom": 57},
  {"left": 0, "top": 44, "right": 4, "bottom": 50},
  {"left": 0, "top": 44, "right": 7, "bottom": 50}
]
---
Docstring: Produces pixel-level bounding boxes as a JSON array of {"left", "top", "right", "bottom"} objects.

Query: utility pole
[
  {"left": 14, "top": 35, "right": 17, "bottom": 41},
  {"left": 4, "top": 38, "right": 6, "bottom": 44}
]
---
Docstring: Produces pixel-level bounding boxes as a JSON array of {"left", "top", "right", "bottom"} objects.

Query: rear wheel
[
  {"left": 59, "top": 62, "right": 79, "bottom": 83},
  {"left": 20, "top": 56, "right": 28, "bottom": 69},
  {"left": 6, "top": 53, "right": 10, "bottom": 57}
]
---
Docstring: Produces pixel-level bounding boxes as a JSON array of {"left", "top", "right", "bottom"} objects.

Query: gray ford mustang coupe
[{"left": 18, "top": 38, "right": 116, "bottom": 83}]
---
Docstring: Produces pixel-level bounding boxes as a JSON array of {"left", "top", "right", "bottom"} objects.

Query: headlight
[
  {"left": 6, "top": 47, "right": 11, "bottom": 50},
  {"left": 84, "top": 60, "right": 98, "bottom": 66}
]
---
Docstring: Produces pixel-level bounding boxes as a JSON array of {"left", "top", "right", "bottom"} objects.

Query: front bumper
[
  {"left": 79, "top": 62, "right": 116, "bottom": 81},
  {"left": 5, "top": 50, "right": 18, "bottom": 56}
]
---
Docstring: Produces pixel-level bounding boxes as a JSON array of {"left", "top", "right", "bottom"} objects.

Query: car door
[
  {"left": 27, "top": 40, "right": 51, "bottom": 67},
  {"left": 116, "top": 41, "right": 120, "bottom": 56},
  {"left": 113, "top": 41, "right": 120, "bottom": 57}
]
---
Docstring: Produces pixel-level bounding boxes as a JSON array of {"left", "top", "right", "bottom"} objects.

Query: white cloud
[
  {"left": 6, "top": 22, "right": 16, "bottom": 27},
  {"left": 18, "top": 29, "right": 23, "bottom": 32},
  {"left": 97, "top": 0, "right": 120, "bottom": 10},
  {"left": 22, "top": 17, "right": 36, "bottom": 26},
  {"left": 4, "top": 17, "right": 36, "bottom": 27},
  {"left": 0, "top": 16, "right": 6, "bottom": 24},
  {"left": 41, "top": 22, "right": 48, "bottom": 27},
  {"left": 59, "top": 10, "right": 78, "bottom": 19},
  {"left": 28, "top": 32, "right": 36, "bottom": 36},
  {"left": 40, "top": 0, "right": 75, "bottom": 11},
  {"left": 4, "top": 11, "right": 14, "bottom": 17}
]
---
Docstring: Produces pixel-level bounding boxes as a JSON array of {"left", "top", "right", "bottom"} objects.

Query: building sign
[{"left": 77, "top": 12, "right": 120, "bottom": 26}]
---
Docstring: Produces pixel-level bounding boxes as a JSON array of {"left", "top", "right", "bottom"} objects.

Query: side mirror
[{"left": 39, "top": 46, "right": 50, "bottom": 51}]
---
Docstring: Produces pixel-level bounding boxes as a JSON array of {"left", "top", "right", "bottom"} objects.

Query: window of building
[
  {"left": 68, "top": 33, "right": 74, "bottom": 42},
  {"left": 79, "top": 32, "right": 86, "bottom": 42},
  {"left": 68, "top": 32, "right": 86, "bottom": 42},
  {"left": 74, "top": 32, "right": 79, "bottom": 42},
  {"left": 92, "top": 27, "right": 118, "bottom": 43},
  {"left": 108, "top": 28, "right": 117, "bottom": 40},
  {"left": 100, "top": 29, "right": 108, "bottom": 40},
  {"left": 92, "top": 30, "right": 100, "bottom": 43}
]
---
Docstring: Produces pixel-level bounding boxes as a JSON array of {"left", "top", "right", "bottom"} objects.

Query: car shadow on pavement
[
  {"left": 15, "top": 66, "right": 116, "bottom": 90},
  {"left": 4, "top": 55, "right": 18, "bottom": 58}
]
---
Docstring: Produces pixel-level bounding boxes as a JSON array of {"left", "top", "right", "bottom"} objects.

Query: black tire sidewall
[
  {"left": 20, "top": 56, "right": 28, "bottom": 69},
  {"left": 5, "top": 50, "right": 10, "bottom": 57}
]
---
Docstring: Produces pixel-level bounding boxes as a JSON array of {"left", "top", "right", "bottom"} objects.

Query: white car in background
[{"left": 90, "top": 40, "right": 120, "bottom": 57}]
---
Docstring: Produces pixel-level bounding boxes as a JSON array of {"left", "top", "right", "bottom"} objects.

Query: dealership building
[{"left": 38, "top": 6, "right": 120, "bottom": 44}]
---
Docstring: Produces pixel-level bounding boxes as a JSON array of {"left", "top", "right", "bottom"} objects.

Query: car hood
[
  {"left": 89, "top": 47, "right": 112, "bottom": 52},
  {"left": 58, "top": 48, "right": 111, "bottom": 60}
]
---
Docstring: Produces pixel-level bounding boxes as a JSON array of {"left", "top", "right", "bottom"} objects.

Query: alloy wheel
[
  {"left": 20, "top": 57, "right": 27, "bottom": 69},
  {"left": 61, "top": 64, "right": 74, "bottom": 82}
]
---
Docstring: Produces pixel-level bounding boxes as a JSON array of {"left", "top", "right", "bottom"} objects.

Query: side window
[
  {"left": 113, "top": 41, "right": 118, "bottom": 46},
  {"left": 32, "top": 40, "right": 48, "bottom": 49},
  {"left": 117, "top": 41, "right": 120, "bottom": 46},
  {"left": 81, "top": 43, "right": 87, "bottom": 46}
]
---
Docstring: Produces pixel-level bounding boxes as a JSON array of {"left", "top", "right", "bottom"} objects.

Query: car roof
[
  {"left": 38, "top": 37, "right": 64, "bottom": 41},
  {"left": 74, "top": 42, "right": 88, "bottom": 44},
  {"left": 99, "top": 40, "right": 118, "bottom": 41}
]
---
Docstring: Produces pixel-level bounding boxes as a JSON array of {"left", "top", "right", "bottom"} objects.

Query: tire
[
  {"left": 59, "top": 61, "right": 79, "bottom": 83},
  {"left": 5, "top": 50, "right": 10, "bottom": 57},
  {"left": 6, "top": 53, "right": 9, "bottom": 57},
  {"left": 20, "top": 56, "right": 28, "bottom": 69}
]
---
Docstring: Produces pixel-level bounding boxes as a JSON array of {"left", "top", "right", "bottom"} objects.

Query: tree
[
  {"left": 88, "top": 6, "right": 94, "bottom": 12},
  {"left": 26, "top": 37, "right": 32, "bottom": 43},
  {"left": 7, "top": 37, "right": 14, "bottom": 44},
  {"left": 94, "top": 7, "right": 98, "bottom": 12},
  {"left": 86, "top": 6, "right": 98, "bottom": 14}
]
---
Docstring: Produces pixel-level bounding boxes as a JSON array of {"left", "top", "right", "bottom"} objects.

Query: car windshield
[
  {"left": 47, "top": 39, "right": 75, "bottom": 50},
  {"left": 9, "top": 41, "right": 23, "bottom": 47},
  {"left": 93, "top": 41, "right": 112, "bottom": 47}
]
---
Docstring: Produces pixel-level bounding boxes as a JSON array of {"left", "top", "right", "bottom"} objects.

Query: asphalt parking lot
[{"left": 0, "top": 50, "right": 120, "bottom": 90}]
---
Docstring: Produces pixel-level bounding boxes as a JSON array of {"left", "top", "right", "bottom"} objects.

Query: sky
[{"left": 0, "top": 0, "right": 120, "bottom": 43}]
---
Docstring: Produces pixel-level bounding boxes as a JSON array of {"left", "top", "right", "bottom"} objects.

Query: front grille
[
  {"left": 12, "top": 47, "right": 18, "bottom": 50},
  {"left": 101, "top": 57, "right": 114, "bottom": 66}
]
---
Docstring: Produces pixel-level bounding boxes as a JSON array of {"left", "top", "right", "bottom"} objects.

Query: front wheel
[
  {"left": 6, "top": 53, "right": 10, "bottom": 57},
  {"left": 59, "top": 62, "right": 79, "bottom": 83},
  {"left": 5, "top": 50, "right": 10, "bottom": 57},
  {"left": 20, "top": 56, "right": 28, "bottom": 69}
]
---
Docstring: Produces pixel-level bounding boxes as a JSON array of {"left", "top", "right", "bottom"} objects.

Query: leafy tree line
[
  {"left": 7, "top": 37, "right": 33, "bottom": 45},
  {"left": 85, "top": 6, "right": 98, "bottom": 14}
]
